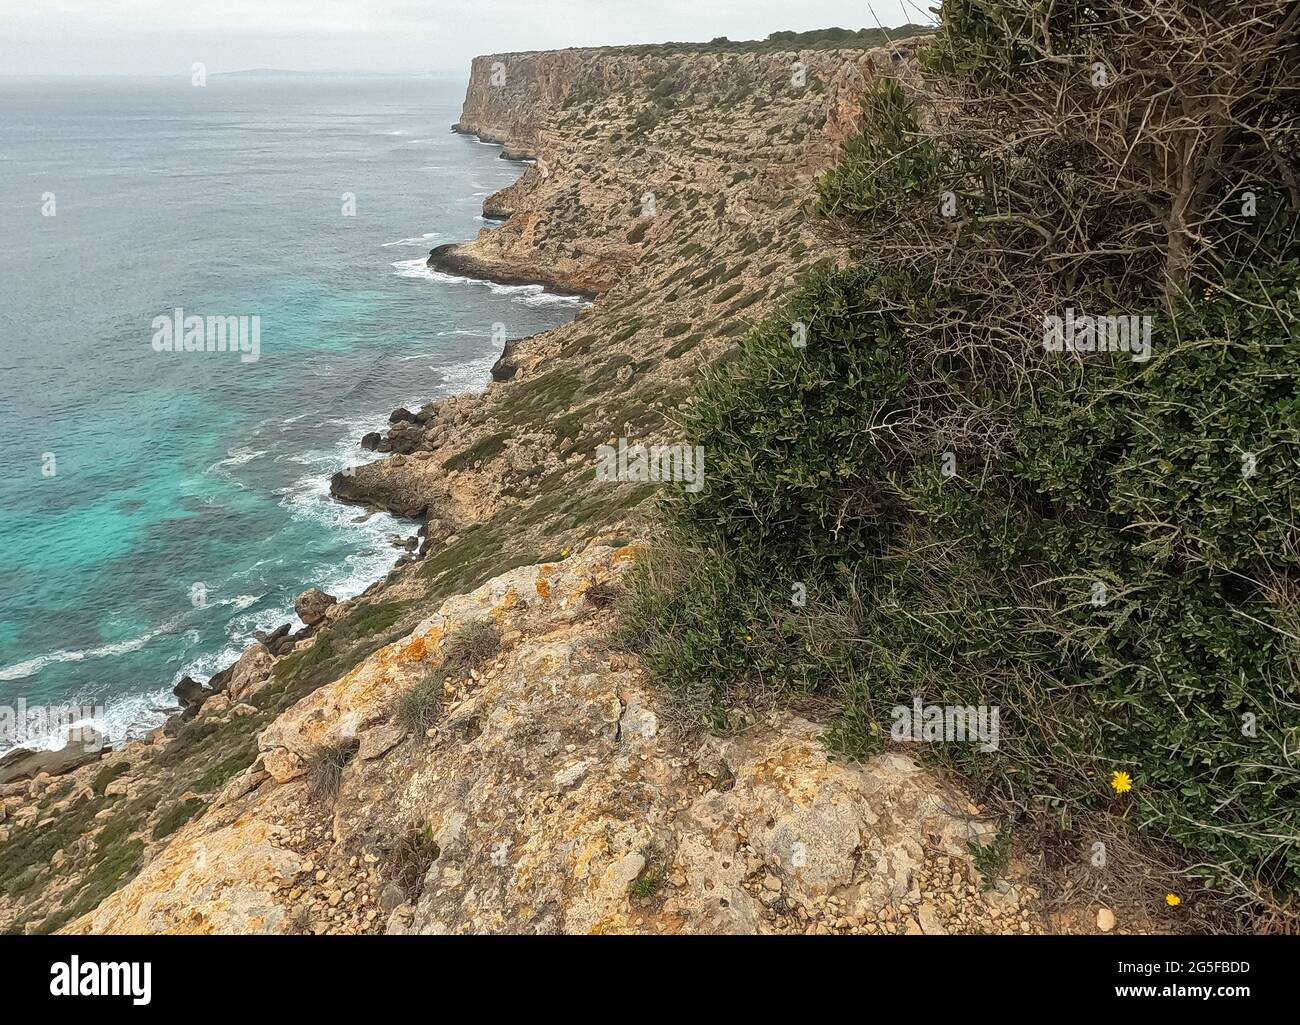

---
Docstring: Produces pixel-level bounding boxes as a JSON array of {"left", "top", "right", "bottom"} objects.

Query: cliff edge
[{"left": 0, "top": 35, "right": 1142, "bottom": 936}]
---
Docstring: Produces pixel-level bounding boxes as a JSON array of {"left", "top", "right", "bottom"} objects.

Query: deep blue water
[{"left": 0, "top": 75, "right": 579, "bottom": 750}]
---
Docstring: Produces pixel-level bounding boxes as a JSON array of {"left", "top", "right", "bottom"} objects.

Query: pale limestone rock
[
  {"left": 618, "top": 702, "right": 658, "bottom": 740},
  {"left": 65, "top": 543, "right": 1035, "bottom": 936},
  {"left": 917, "top": 903, "right": 948, "bottom": 935},
  {"left": 70, "top": 801, "right": 305, "bottom": 934},
  {"left": 226, "top": 643, "right": 275, "bottom": 703},
  {"left": 263, "top": 748, "right": 305, "bottom": 784}
]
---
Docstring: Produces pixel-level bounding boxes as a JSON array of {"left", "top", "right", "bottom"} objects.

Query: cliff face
[
  {"left": 345, "top": 38, "right": 926, "bottom": 538},
  {"left": 433, "top": 44, "right": 919, "bottom": 297},
  {"left": 453, "top": 46, "right": 897, "bottom": 154},
  {"left": 1, "top": 36, "right": 1124, "bottom": 936}
]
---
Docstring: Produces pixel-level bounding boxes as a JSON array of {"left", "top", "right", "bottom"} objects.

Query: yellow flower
[
  {"left": 745, "top": 634, "right": 753, "bottom": 641},
  {"left": 1109, "top": 770, "right": 1133, "bottom": 794},
  {"left": 561, "top": 548, "right": 569, "bottom": 557},
  {"left": 1165, "top": 893, "right": 1181, "bottom": 907}
]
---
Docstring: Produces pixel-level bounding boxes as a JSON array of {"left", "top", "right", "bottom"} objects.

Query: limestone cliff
[
  {"left": 343, "top": 37, "right": 926, "bottom": 536},
  {"left": 0, "top": 35, "right": 1152, "bottom": 936},
  {"left": 431, "top": 43, "right": 920, "bottom": 297}
]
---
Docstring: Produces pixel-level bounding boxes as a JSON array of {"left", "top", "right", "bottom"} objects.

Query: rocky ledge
[
  {"left": 66, "top": 544, "right": 1053, "bottom": 935},
  {"left": 426, "top": 242, "right": 598, "bottom": 299}
]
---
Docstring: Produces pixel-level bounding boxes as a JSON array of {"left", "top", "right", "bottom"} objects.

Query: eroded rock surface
[
  {"left": 3, "top": 36, "right": 1111, "bottom": 937},
  {"left": 69, "top": 545, "right": 1045, "bottom": 936}
]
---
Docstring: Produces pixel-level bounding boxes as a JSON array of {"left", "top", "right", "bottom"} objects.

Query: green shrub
[
  {"left": 816, "top": 78, "right": 943, "bottom": 222},
  {"left": 306, "top": 739, "right": 360, "bottom": 803},
  {"left": 394, "top": 677, "right": 443, "bottom": 737},
  {"left": 151, "top": 797, "right": 206, "bottom": 840},
  {"left": 624, "top": 0, "right": 1300, "bottom": 910},
  {"left": 629, "top": 870, "right": 663, "bottom": 899},
  {"left": 1018, "top": 280, "right": 1300, "bottom": 571},
  {"left": 626, "top": 261, "right": 1300, "bottom": 897}
]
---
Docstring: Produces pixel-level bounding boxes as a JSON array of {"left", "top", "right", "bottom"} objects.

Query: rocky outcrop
[
  {"left": 294, "top": 589, "right": 337, "bottom": 627},
  {"left": 427, "top": 243, "right": 597, "bottom": 298},
  {"left": 64, "top": 544, "right": 1056, "bottom": 936},
  {"left": 435, "top": 41, "right": 925, "bottom": 297},
  {"left": 172, "top": 676, "right": 213, "bottom": 719},
  {"left": 173, "top": 676, "right": 209, "bottom": 708},
  {"left": 0, "top": 729, "right": 108, "bottom": 786},
  {"left": 330, "top": 36, "right": 928, "bottom": 532},
  {"left": 329, "top": 466, "right": 430, "bottom": 519}
]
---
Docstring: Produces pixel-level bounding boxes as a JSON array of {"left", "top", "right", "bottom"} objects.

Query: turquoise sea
[{"left": 0, "top": 74, "right": 579, "bottom": 750}]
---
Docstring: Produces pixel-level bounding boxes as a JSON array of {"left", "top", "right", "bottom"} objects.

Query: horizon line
[{"left": 0, "top": 69, "right": 468, "bottom": 79}]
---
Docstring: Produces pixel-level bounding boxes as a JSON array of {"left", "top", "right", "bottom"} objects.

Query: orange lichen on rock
[
  {"left": 401, "top": 635, "right": 430, "bottom": 662},
  {"left": 609, "top": 545, "right": 640, "bottom": 566}
]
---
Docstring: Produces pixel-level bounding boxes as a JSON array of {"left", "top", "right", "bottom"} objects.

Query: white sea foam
[
  {"left": 390, "top": 258, "right": 587, "bottom": 307},
  {"left": 439, "top": 352, "right": 502, "bottom": 394},
  {"left": 280, "top": 477, "right": 406, "bottom": 595},
  {"left": 380, "top": 231, "right": 442, "bottom": 248},
  {"left": 0, "top": 613, "right": 188, "bottom": 683},
  {"left": 0, "top": 582, "right": 276, "bottom": 686},
  {"left": 0, "top": 683, "right": 180, "bottom": 756},
  {"left": 98, "top": 688, "right": 176, "bottom": 746},
  {"left": 206, "top": 445, "right": 268, "bottom": 473},
  {"left": 179, "top": 644, "right": 244, "bottom": 685}
]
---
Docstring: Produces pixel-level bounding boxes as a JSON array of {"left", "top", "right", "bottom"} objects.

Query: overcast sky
[{"left": 0, "top": 1, "right": 934, "bottom": 76}]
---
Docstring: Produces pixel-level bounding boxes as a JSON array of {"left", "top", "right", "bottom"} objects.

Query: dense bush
[
  {"left": 630, "top": 259, "right": 1300, "bottom": 897},
  {"left": 628, "top": 1, "right": 1300, "bottom": 905},
  {"left": 609, "top": 25, "right": 933, "bottom": 57}
]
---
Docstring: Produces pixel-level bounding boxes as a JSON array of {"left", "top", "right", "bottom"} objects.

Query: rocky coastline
[
  {"left": 0, "top": 121, "right": 584, "bottom": 794},
  {"left": 425, "top": 241, "right": 598, "bottom": 299},
  {"left": 0, "top": 34, "right": 1149, "bottom": 936}
]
